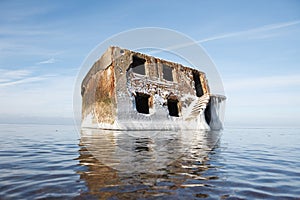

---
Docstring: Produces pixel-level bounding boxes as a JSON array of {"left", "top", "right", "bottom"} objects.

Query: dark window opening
[
  {"left": 204, "top": 100, "right": 211, "bottom": 125},
  {"left": 130, "top": 55, "right": 146, "bottom": 75},
  {"left": 163, "top": 65, "right": 173, "bottom": 81},
  {"left": 167, "top": 99, "right": 179, "bottom": 117},
  {"left": 135, "top": 93, "right": 150, "bottom": 114},
  {"left": 192, "top": 71, "right": 204, "bottom": 97}
]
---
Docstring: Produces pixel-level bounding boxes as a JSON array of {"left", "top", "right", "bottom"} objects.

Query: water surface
[{"left": 0, "top": 124, "right": 299, "bottom": 199}]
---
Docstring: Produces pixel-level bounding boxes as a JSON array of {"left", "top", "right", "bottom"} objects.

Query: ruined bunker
[{"left": 81, "top": 46, "right": 226, "bottom": 130}]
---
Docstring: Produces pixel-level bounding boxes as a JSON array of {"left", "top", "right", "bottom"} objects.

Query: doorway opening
[
  {"left": 204, "top": 100, "right": 211, "bottom": 125},
  {"left": 167, "top": 99, "right": 179, "bottom": 117},
  {"left": 135, "top": 93, "right": 150, "bottom": 114}
]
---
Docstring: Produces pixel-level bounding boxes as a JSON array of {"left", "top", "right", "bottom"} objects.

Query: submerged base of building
[
  {"left": 82, "top": 94, "right": 225, "bottom": 131},
  {"left": 81, "top": 46, "right": 226, "bottom": 131}
]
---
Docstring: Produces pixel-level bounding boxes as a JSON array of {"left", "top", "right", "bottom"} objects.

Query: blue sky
[{"left": 0, "top": 0, "right": 299, "bottom": 127}]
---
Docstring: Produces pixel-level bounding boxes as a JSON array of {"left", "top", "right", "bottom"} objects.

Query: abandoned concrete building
[{"left": 81, "top": 46, "right": 226, "bottom": 130}]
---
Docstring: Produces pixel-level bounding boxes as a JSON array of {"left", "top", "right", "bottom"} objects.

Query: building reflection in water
[{"left": 76, "top": 129, "right": 221, "bottom": 199}]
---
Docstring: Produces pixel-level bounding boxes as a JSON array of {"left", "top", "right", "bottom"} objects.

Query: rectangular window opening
[
  {"left": 130, "top": 55, "right": 146, "bottom": 75},
  {"left": 163, "top": 64, "right": 173, "bottom": 81},
  {"left": 135, "top": 93, "right": 150, "bottom": 114},
  {"left": 167, "top": 99, "right": 179, "bottom": 117},
  {"left": 192, "top": 71, "right": 204, "bottom": 97}
]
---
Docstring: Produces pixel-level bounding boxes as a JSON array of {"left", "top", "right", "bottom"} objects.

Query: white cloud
[
  {"left": 142, "top": 20, "right": 300, "bottom": 55},
  {"left": 37, "top": 58, "right": 57, "bottom": 65}
]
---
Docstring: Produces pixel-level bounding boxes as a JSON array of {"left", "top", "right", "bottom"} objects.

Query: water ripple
[{"left": 0, "top": 125, "right": 300, "bottom": 199}]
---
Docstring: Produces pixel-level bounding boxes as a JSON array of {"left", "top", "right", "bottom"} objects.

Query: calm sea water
[{"left": 0, "top": 124, "right": 299, "bottom": 199}]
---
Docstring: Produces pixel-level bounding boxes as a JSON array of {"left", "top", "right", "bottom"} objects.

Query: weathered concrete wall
[
  {"left": 109, "top": 46, "right": 212, "bottom": 129},
  {"left": 81, "top": 50, "right": 116, "bottom": 126}
]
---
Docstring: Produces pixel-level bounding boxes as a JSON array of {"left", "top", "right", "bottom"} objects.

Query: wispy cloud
[
  {"left": 0, "top": 76, "right": 47, "bottom": 87},
  {"left": 197, "top": 20, "right": 300, "bottom": 43},
  {"left": 0, "top": 39, "right": 64, "bottom": 58},
  {"left": 0, "top": 74, "right": 75, "bottom": 118},
  {"left": 0, "top": 1, "right": 57, "bottom": 23},
  {"left": 0, "top": 69, "right": 31, "bottom": 82},
  {"left": 37, "top": 58, "right": 57, "bottom": 65},
  {"left": 0, "top": 27, "right": 52, "bottom": 36},
  {"left": 147, "top": 20, "right": 300, "bottom": 55},
  {"left": 0, "top": 69, "right": 48, "bottom": 87}
]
